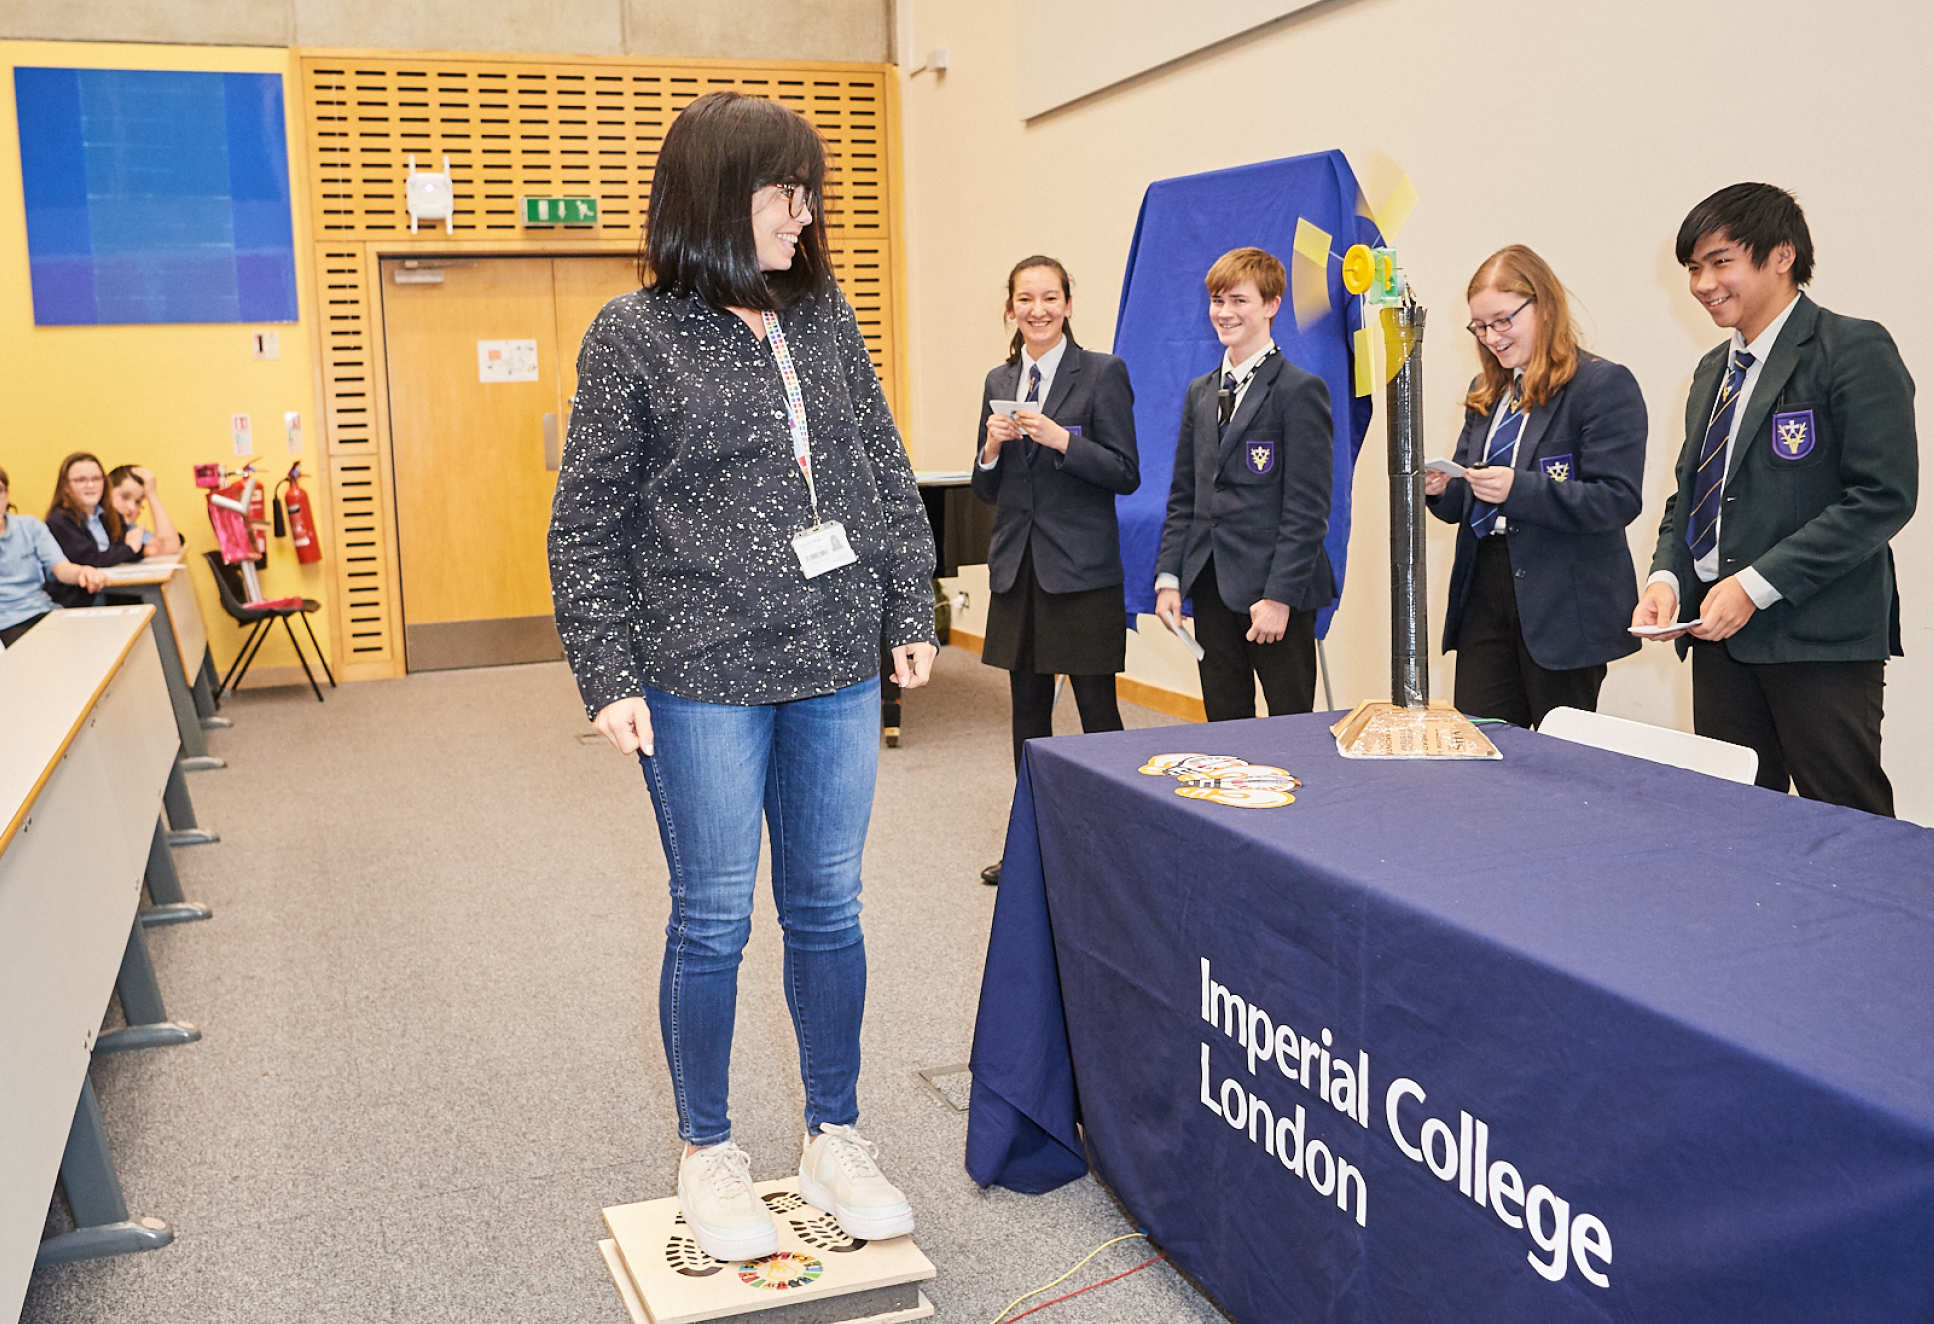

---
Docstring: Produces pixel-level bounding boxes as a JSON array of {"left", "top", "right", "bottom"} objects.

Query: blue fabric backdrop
[{"left": 1112, "top": 151, "right": 1380, "bottom": 637}]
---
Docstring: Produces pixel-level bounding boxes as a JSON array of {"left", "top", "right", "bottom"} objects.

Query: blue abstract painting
[{"left": 15, "top": 67, "right": 298, "bottom": 325}]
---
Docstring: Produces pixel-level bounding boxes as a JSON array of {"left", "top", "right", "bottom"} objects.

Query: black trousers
[
  {"left": 1690, "top": 639, "right": 1893, "bottom": 817},
  {"left": 1453, "top": 537, "right": 1606, "bottom": 728},
  {"left": 1187, "top": 559, "right": 1317, "bottom": 723},
  {"left": 0, "top": 611, "right": 49, "bottom": 647},
  {"left": 1009, "top": 671, "right": 1121, "bottom": 772}
]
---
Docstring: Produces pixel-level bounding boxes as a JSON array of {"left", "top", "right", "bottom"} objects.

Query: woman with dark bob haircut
[{"left": 548, "top": 91, "right": 936, "bottom": 1262}]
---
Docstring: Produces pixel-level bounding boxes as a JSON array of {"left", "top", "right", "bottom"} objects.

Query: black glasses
[
  {"left": 771, "top": 183, "right": 815, "bottom": 219},
  {"left": 1467, "top": 297, "right": 1534, "bottom": 338}
]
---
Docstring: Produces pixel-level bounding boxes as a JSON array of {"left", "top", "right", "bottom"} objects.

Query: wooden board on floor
[
  {"left": 600, "top": 1179, "right": 935, "bottom": 1324},
  {"left": 597, "top": 1242, "right": 933, "bottom": 1324}
]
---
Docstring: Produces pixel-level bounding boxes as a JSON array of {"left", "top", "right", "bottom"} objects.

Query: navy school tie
[
  {"left": 1217, "top": 372, "right": 1238, "bottom": 437},
  {"left": 1469, "top": 384, "right": 1526, "bottom": 538},
  {"left": 1024, "top": 364, "right": 1042, "bottom": 460},
  {"left": 1686, "top": 351, "right": 1755, "bottom": 561}
]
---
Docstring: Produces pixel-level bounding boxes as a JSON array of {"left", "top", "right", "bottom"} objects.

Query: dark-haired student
[
  {"left": 109, "top": 464, "right": 184, "bottom": 557},
  {"left": 1633, "top": 182, "right": 1917, "bottom": 816},
  {"left": 971, "top": 255, "right": 1138, "bottom": 887},
  {"left": 45, "top": 450, "right": 141, "bottom": 606},
  {"left": 548, "top": 91, "right": 934, "bottom": 1264},
  {"left": 1424, "top": 245, "right": 1647, "bottom": 728},
  {"left": 0, "top": 464, "right": 108, "bottom": 648},
  {"left": 1154, "top": 247, "right": 1335, "bottom": 721}
]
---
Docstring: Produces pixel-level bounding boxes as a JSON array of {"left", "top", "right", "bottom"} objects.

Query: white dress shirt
[
  {"left": 1220, "top": 340, "right": 1277, "bottom": 417},
  {"left": 1649, "top": 293, "right": 1800, "bottom": 610},
  {"left": 978, "top": 336, "right": 1068, "bottom": 469}
]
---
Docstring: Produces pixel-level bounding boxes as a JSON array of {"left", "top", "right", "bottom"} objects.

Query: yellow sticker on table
[{"left": 1138, "top": 753, "right": 1302, "bottom": 809}]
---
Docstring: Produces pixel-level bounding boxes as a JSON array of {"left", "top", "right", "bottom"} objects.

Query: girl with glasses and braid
[
  {"left": 969, "top": 256, "right": 1140, "bottom": 887},
  {"left": 1424, "top": 245, "right": 1648, "bottom": 728}
]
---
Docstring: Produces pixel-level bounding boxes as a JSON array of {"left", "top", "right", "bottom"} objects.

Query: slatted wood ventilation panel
[
  {"left": 328, "top": 452, "right": 396, "bottom": 664},
  {"left": 300, "top": 55, "right": 893, "bottom": 385},
  {"left": 300, "top": 54, "right": 902, "bottom": 674},
  {"left": 315, "top": 245, "right": 397, "bottom": 666}
]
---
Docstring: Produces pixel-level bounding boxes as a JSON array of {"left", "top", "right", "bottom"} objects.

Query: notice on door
[{"left": 477, "top": 339, "right": 539, "bottom": 383}]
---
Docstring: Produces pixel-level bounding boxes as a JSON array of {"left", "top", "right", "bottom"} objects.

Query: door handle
[{"left": 542, "top": 412, "right": 560, "bottom": 471}]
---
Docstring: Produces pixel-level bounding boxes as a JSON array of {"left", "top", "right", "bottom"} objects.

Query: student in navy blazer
[
  {"left": 1634, "top": 184, "right": 1917, "bottom": 816},
  {"left": 972, "top": 256, "right": 1138, "bottom": 884},
  {"left": 1425, "top": 246, "right": 1646, "bottom": 728},
  {"left": 1155, "top": 248, "right": 1334, "bottom": 722}
]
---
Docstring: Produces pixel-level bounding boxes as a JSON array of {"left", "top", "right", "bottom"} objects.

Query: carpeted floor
[{"left": 20, "top": 646, "right": 1234, "bottom": 1323}]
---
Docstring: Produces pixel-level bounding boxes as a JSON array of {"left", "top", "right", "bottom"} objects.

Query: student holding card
[
  {"left": 1154, "top": 247, "right": 1334, "bottom": 722},
  {"left": 971, "top": 255, "right": 1139, "bottom": 887},
  {"left": 1424, "top": 245, "right": 1647, "bottom": 728},
  {"left": 1632, "top": 184, "right": 1917, "bottom": 815}
]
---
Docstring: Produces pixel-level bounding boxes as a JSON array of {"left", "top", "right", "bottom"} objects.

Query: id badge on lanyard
[{"left": 764, "top": 311, "right": 857, "bottom": 579}]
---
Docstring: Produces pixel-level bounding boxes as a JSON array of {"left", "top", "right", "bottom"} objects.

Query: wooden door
[
  {"left": 382, "top": 256, "right": 638, "bottom": 671},
  {"left": 553, "top": 257, "right": 640, "bottom": 429}
]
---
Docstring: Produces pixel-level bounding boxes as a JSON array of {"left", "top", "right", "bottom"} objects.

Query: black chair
[{"left": 201, "top": 551, "right": 336, "bottom": 702}]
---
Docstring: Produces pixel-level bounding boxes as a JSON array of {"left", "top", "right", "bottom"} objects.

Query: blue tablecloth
[{"left": 967, "top": 713, "right": 1934, "bottom": 1322}]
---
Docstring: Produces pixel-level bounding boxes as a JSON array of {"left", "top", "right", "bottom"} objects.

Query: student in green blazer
[{"left": 1633, "top": 183, "right": 1917, "bottom": 816}]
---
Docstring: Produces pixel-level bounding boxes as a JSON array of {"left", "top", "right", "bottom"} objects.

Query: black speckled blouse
[{"left": 548, "top": 284, "right": 937, "bottom": 716}]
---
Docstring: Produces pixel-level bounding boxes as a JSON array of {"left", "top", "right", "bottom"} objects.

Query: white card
[
  {"left": 1425, "top": 457, "right": 1466, "bottom": 477},
  {"left": 1628, "top": 620, "right": 1702, "bottom": 637},
  {"left": 792, "top": 521, "right": 858, "bottom": 579},
  {"left": 989, "top": 399, "right": 1034, "bottom": 417},
  {"left": 1163, "top": 613, "right": 1206, "bottom": 661}
]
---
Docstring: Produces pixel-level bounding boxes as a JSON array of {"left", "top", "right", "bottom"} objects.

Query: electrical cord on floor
[{"left": 986, "top": 1231, "right": 1169, "bottom": 1323}]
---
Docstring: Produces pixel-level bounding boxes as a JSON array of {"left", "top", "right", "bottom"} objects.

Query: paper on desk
[
  {"left": 1425, "top": 457, "right": 1466, "bottom": 477},
  {"left": 103, "top": 557, "right": 181, "bottom": 579},
  {"left": 1628, "top": 620, "right": 1701, "bottom": 637},
  {"left": 1164, "top": 614, "right": 1206, "bottom": 661}
]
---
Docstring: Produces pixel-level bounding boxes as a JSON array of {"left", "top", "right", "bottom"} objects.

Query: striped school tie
[
  {"left": 1217, "top": 373, "right": 1238, "bottom": 437},
  {"left": 1469, "top": 384, "right": 1526, "bottom": 538},
  {"left": 1024, "top": 363, "right": 1042, "bottom": 460},
  {"left": 1685, "top": 351, "right": 1755, "bottom": 561}
]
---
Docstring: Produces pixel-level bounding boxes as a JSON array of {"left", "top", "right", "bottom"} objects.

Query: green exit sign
[{"left": 522, "top": 196, "right": 599, "bottom": 226}]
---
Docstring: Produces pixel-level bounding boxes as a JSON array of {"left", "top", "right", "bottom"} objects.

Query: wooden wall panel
[
  {"left": 299, "top": 57, "right": 888, "bottom": 241},
  {"left": 327, "top": 450, "right": 401, "bottom": 672},
  {"left": 298, "top": 50, "right": 906, "bottom": 678}
]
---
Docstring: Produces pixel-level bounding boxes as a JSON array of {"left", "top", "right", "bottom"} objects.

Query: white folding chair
[{"left": 1537, "top": 706, "right": 1759, "bottom": 785}]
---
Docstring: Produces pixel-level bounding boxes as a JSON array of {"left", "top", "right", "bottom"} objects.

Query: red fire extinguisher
[
  {"left": 248, "top": 474, "right": 269, "bottom": 560},
  {"left": 273, "top": 462, "right": 323, "bottom": 565}
]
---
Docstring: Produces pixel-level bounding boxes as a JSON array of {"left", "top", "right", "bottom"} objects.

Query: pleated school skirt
[{"left": 981, "top": 545, "right": 1127, "bottom": 676}]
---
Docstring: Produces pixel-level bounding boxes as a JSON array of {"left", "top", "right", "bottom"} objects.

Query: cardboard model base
[{"left": 599, "top": 1179, "right": 936, "bottom": 1323}]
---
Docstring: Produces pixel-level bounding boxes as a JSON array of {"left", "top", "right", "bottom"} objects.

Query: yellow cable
[{"left": 986, "top": 1231, "right": 1151, "bottom": 1324}]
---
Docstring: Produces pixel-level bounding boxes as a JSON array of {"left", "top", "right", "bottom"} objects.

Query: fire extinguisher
[{"left": 273, "top": 462, "right": 323, "bottom": 564}]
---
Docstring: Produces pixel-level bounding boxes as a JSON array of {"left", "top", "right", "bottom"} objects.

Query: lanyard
[
  {"left": 762, "top": 310, "right": 821, "bottom": 526},
  {"left": 1227, "top": 344, "right": 1277, "bottom": 397}
]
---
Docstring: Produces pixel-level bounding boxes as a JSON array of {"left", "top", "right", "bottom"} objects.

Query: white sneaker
[
  {"left": 797, "top": 1124, "right": 915, "bottom": 1241},
  {"left": 677, "top": 1142, "right": 778, "bottom": 1262}
]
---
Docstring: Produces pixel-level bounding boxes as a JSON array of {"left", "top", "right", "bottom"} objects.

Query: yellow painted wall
[{"left": 0, "top": 41, "right": 329, "bottom": 683}]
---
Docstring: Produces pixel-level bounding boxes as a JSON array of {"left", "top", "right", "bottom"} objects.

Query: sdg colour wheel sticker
[
  {"left": 1138, "top": 753, "right": 1302, "bottom": 808},
  {"left": 737, "top": 1252, "right": 824, "bottom": 1290}
]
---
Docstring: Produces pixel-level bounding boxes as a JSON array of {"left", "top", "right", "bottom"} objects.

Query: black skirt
[{"left": 981, "top": 546, "right": 1126, "bottom": 676}]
